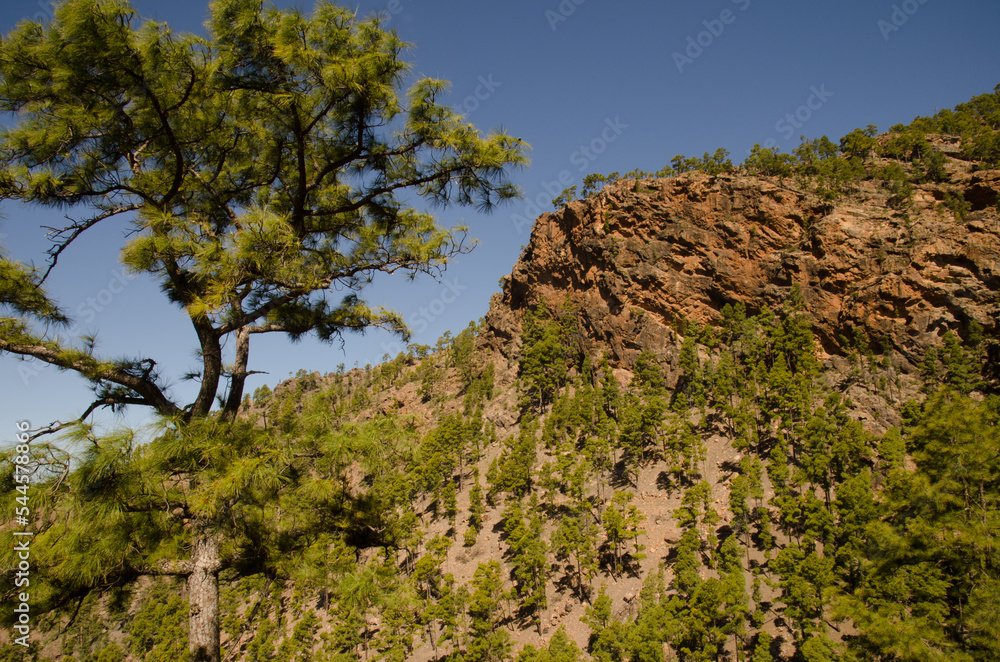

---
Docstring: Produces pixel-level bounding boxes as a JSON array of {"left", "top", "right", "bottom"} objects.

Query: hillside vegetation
[{"left": 3, "top": 87, "right": 1000, "bottom": 662}]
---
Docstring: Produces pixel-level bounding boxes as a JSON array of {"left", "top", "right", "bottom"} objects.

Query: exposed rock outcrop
[{"left": 484, "top": 168, "right": 1000, "bottom": 377}]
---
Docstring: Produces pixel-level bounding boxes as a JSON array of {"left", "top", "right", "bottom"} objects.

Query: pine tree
[
  {"left": 415, "top": 535, "right": 455, "bottom": 656},
  {"left": 729, "top": 475, "right": 753, "bottom": 552},
  {"left": 441, "top": 479, "right": 459, "bottom": 527},
  {"left": 617, "top": 393, "right": 663, "bottom": 482},
  {"left": 466, "top": 561, "right": 512, "bottom": 662},
  {"left": 465, "top": 468, "right": 486, "bottom": 546},
  {"left": 520, "top": 302, "right": 571, "bottom": 409},
  {"left": 0, "top": 2, "right": 526, "bottom": 660},
  {"left": 877, "top": 426, "right": 906, "bottom": 474},
  {"left": 832, "top": 469, "right": 878, "bottom": 589},
  {"left": 835, "top": 389, "right": 1000, "bottom": 661},
  {"left": 675, "top": 481, "right": 717, "bottom": 531},
  {"left": 941, "top": 330, "right": 979, "bottom": 393},
  {"left": 771, "top": 544, "right": 834, "bottom": 644},
  {"left": 487, "top": 420, "right": 538, "bottom": 502},
  {"left": 546, "top": 626, "right": 584, "bottom": 662},
  {"left": 600, "top": 353, "right": 624, "bottom": 418},
  {"left": 417, "top": 414, "right": 464, "bottom": 516},
  {"left": 507, "top": 507, "right": 549, "bottom": 632},
  {"left": 751, "top": 632, "right": 773, "bottom": 662},
  {"left": 374, "top": 594, "right": 421, "bottom": 662},
  {"left": 602, "top": 490, "right": 647, "bottom": 575},
  {"left": 551, "top": 510, "right": 600, "bottom": 600},
  {"left": 128, "top": 580, "right": 189, "bottom": 661},
  {"left": 582, "top": 584, "right": 633, "bottom": 662},
  {"left": 713, "top": 350, "right": 741, "bottom": 436},
  {"left": 675, "top": 327, "right": 704, "bottom": 409}
]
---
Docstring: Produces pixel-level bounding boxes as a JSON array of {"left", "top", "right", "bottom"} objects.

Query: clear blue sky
[{"left": 2, "top": 0, "right": 999, "bottom": 439}]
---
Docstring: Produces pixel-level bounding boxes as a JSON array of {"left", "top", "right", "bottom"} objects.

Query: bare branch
[
  {"left": 40, "top": 204, "right": 142, "bottom": 283},
  {"left": 25, "top": 395, "right": 148, "bottom": 442},
  {"left": 0, "top": 338, "right": 181, "bottom": 417}
]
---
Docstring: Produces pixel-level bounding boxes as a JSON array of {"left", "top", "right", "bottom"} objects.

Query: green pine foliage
[
  {"left": 558, "top": 85, "right": 1000, "bottom": 220},
  {"left": 744, "top": 144, "right": 796, "bottom": 178},
  {"left": 551, "top": 509, "right": 600, "bottom": 600},
  {"left": 128, "top": 581, "right": 189, "bottom": 661},
  {"left": 487, "top": 419, "right": 539, "bottom": 503},
  {"left": 516, "top": 626, "right": 582, "bottom": 662},
  {"left": 602, "top": 490, "right": 647, "bottom": 575},
  {"left": 503, "top": 500, "right": 549, "bottom": 630},
  {"left": 417, "top": 413, "right": 484, "bottom": 519},
  {"left": 10, "top": 320, "right": 992, "bottom": 660},
  {"left": 834, "top": 389, "right": 1000, "bottom": 661},
  {"left": 519, "top": 301, "right": 577, "bottom": 409},
  {"left": 465, "top": 468, "right": 486, "bottom": 546},
  {"left": 0, "top": 1, "right": 528, "bottom": 658},
  {"left": 2, "top": 49, "right": 999, "bottom": 662},
  {"left": 466, "top": 561, "right": 512, "bottom": 662}
]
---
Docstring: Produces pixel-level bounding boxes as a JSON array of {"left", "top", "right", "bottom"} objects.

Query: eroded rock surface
[{"left": 484, "top": 170, "right": 1000, "bottom": 376}]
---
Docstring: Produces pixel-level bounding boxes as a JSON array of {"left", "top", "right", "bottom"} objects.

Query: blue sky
[{"left": 2, "top": 0, "right": 999, "bottom": 439}]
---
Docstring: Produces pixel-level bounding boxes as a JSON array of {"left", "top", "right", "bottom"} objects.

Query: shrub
[
  {"left": 744, "top": 144, "right": 795, "bottom": 177},
  {"left": 876, "top": 163, "right": 914, "bottom": 209},
  {"left": 879, "top": 130, "right": 930, "bottom": 161},
  {"left": 913, "top": 149, "right": 949, "bottom": 183},
  {"left": 961, "top": 130, "right": 1000, "bottom": 167},
  {"left": 943, "top": 192, "right": 971, "bottom": 221},
  {"left": 839, "top": 125, "right": 878, "bottom": 160}
]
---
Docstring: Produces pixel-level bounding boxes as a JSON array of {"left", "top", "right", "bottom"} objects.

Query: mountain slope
[
  {"left": 487, "top": 151, "right": 999, "bottom": 388},
  {"left": 10, "top": 88, "right": 1000, "bottom": 662}
]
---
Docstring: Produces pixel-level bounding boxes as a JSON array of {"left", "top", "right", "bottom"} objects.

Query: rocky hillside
[
  {"left": 487, "top": 152, "right": 999, "bottom": 385},
  {"left": 14, "top": 90, "right": 1000, "bottom": 662}
]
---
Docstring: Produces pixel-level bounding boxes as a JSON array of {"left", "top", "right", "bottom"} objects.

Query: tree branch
[
  {"left": 40, "top": 204, "right": 142, "bottom": 283},
  {"left": 0, "top": 339, "right": 181, "bottom": 417},
  {"left": 220, "top": 326, "right": 251, "bottom": 421},
  {"left": 25, "top": 396, "right": 147, "bottom": 443}
]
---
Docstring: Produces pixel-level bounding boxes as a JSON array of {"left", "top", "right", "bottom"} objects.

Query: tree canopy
[
  {"left": 0, "top": 0, "right": 527, "bottom": 424},
  {"left": 0, "top": 2, "right": 526, "bottom": 660}
]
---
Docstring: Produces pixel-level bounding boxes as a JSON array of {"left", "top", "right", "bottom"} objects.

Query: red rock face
[{"left": 484, "top": 169, "right": 1000, "bottom": 373}]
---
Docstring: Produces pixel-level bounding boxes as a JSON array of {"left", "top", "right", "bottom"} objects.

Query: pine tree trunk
[{"left": 189, "top": 534, "right": 222, "bottom": 662}]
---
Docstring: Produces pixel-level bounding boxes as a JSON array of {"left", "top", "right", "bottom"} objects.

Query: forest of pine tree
[
  {"left": 2, "top": 30, "right": 999, "bottom": 661},
  {"left": 3, "top": 283, "right": 998, "bottom": 661}
]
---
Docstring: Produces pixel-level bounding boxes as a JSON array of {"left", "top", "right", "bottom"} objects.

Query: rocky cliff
[{"left": 485, "top": 151, "right": 1000, "bottom": 388}]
